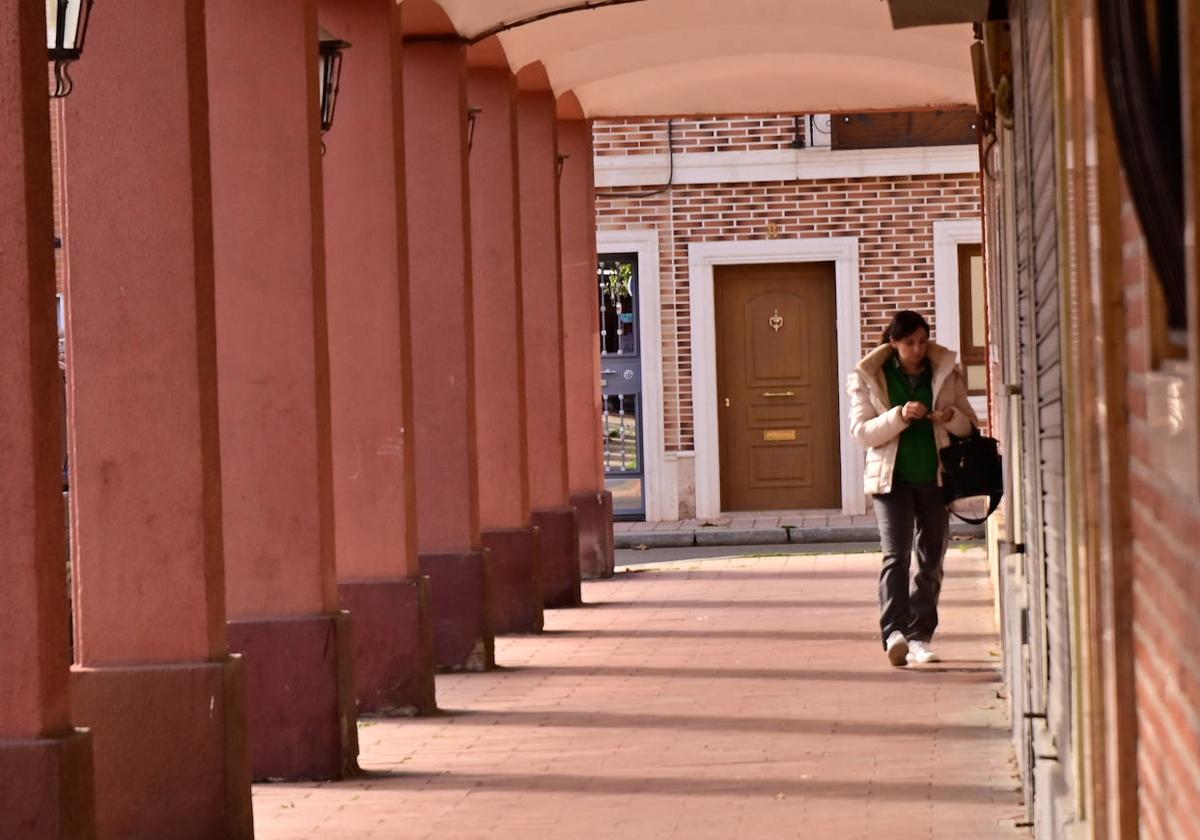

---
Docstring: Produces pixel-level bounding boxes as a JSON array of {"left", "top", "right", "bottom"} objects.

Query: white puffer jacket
[{"left": 847, "top": 341, "right": 978, "bottom": 496}]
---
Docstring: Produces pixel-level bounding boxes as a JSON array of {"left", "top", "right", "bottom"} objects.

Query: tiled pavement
[{"left": 253, "top": 548, "right": 1027, "bottom": 839}]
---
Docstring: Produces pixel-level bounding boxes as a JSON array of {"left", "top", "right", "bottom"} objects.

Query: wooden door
[{"left": 714, "top": 262, "right": 840, "bottom": 511}]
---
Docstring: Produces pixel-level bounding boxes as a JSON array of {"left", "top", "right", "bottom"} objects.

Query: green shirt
[{"left": 883, "top": 354, "right": 938, "bottom": 484}]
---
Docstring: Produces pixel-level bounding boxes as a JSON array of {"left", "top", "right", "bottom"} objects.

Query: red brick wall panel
[
  {"left": 595, "top": 119, "right": 981, "bottom": 452},
  {"left": 594, "top": 115, "right": 804, "bottom": 157},
  {"left": 1118, "top": 187, "right": 1200, "bottom": 839}
]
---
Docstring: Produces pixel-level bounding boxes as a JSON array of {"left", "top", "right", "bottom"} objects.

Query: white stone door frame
[
  {"left": 595, "top": 228, "right": 666, "bottom": 521},
  {"left": 688, "top": 237, "right": 865, "bottom": 518},
  {"left": 932, "top": 218, "right": 986, "bottom": 417}
]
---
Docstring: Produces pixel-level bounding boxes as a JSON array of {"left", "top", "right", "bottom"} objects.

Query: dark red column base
[
  {"left": 599, "top": 491, "right": 615, "bottom": 573},
  {"left": 572, "top": 490, "right": 615, "bottom": 580},
  {"left": 227, "top": 613, "right": 358, "bottom": 781},
  {"left": 419, "top": 550, "right": 495, "bottom": 671},
  {"left": 532, "top": 507, "right": 582, "bottom": 608},
  {"left": 338, "top": 577, "right": 437, "bottom": 716},
  {"left": 481, "top": 526, "right": 544, "bottom": 634},
  {"left": 71, "top": 656, "right": 252, "bottom": 839},
  {"left": 0, "top": 728, "right": 95, "bottom": 840}
]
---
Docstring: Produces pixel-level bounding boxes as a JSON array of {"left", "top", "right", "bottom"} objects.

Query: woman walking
[{"left": 847, "top": 311, "right": 978, "bottom": 666}]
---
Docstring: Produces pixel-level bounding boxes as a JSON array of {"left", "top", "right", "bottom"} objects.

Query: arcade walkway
[{"left": 253, "top": 549, "right": 1027, "bottom": 839}]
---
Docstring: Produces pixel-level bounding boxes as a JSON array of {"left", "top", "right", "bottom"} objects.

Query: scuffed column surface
[
  {"left": 207, "top": 0, "right": 358, "bottom": 781},
  {"left": 322, "top": 0, "right": 435, "bottom": 714},
  {"left": 558, "top": 118, "right": 614, "bottom": 579},
  {"left": 557, "top": 119, "right": 605, "bottom": 497},
  {"left": 206, "top": 0, "right": 336, "bottom": 618},
  {"left": 56, "top": 0, "right": 252, "bottom": 836},
  {"left": 518, "top": 88, "right": 580, "bottom": 607},
  {"left": 401, "top": 39, "right": 480, "bottom": 554},
  {"left": 517, "top": 89, "right": 571, "bottom": 510},
  {"left": 63, "top": 0, "right": 227, "bottom": 666},
  {"left": 322, "top": 0, "right": 418, "bottom": 582},
  {"left": 468, "top": 67, "right": 531, "bottom": 531},
  {"left": 0, "top": 0, "right": 71, "bottom": 739}
]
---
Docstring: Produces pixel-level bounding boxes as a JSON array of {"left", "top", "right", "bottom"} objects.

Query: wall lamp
[
  {"left": 47, "top": 0, "right": 95, "bottom": 98},
  {"left": 318, "top": 27, "right": 350, "bottom": 136},
  {"left": 467, "top": 106, "right": 483, "bottom": 151}
]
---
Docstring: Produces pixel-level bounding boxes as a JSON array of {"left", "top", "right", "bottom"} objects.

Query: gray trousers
[{"left": 872, "top": 481, "right": 949, "bottom": 647}]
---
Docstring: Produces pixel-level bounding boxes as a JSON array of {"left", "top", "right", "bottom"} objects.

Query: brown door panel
[
  {"left": 745, "top": 291, "right": 810, "bottom": 385},
  {"left": 748, "top": 443, "right": 814, "bottom": 487},
  {"left": 715, "top": 263, "right": 840, "bottom": 511}
]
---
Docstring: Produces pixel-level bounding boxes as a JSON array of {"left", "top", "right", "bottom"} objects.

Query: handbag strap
[{"left": 949, "top": 492, "right": 1002, "bottom": 525}]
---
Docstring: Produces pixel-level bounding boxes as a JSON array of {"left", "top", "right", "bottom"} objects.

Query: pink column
[
  {"left": 60, "top": 1, "right": 252, "bottom": 836},
  {"left": 206, "top": 0, "right": 356, "bottom": 779},
  {"left": 517, "top": 68, "right": 581, "bottom": 608},
  {"left": 468, "top": 42, "right": 543, "bottom": 635},
  {"left": 0, "top": 1, "right": 95, "bottom": 836},
  {"left": 320, "top": 0, "right": 436, "bottom": 715},
  {"left": 402, "top": 35, "right": 494, "bottom": 670},
  {"left": 558, "top": 105, "right": 615, "bottom": 579}
]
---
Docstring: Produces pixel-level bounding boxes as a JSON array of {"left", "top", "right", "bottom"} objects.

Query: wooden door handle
[{"left": 762, "top": 391, "right": 796, "bottom": 398}]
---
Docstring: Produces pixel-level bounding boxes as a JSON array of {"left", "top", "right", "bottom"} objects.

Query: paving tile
[{"left": 253, "top": 550, "right": 1027, "bottom": 839}]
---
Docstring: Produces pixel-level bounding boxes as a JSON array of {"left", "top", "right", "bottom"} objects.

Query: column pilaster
[
  {"left": 517, "top": 70, "right": 581, "bottom": 608},
  {"left": 320, "top": 0, "right": 436, "bottom": 715},
  {"left": 61, "top": 0, "right": 252, "bottom": 833},
  {"left": 402, "top": 35, "right": 494, "bottom": 668},
  {"left": 558, "top": 111, "right": 615, "bottom": 579},
  {"left": 468, "top": 51, "right": 543, "bottom": 634},
  {"left": 0, "top": 0, "right": 95, "bottom": 835},
  {"left": 206, "top": 0, "right": 357, "bottom": 778}
]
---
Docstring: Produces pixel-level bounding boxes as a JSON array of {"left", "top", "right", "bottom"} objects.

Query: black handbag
[{"left": 939, "top": 428, "right": 1004, "bottom": 524}]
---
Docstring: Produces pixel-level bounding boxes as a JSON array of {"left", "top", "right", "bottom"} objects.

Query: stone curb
[
  {"left": 695, "top": 528, "right": 789, "bottom": 546},
  {"left": 613, "top": 531, "right": 697, "bottom": 549},
  {"left": 613, "top": 521, "right": 985, "bottom": 549}
]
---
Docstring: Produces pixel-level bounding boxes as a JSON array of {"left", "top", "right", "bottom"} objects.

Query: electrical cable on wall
[
  {"left": 469, "top": 0, "right": 653, "bottom": 43},
  {"left": 598, "top": 118, "right": 676, "bottom": 199}
]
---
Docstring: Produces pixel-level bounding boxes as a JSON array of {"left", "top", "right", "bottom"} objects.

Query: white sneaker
[
  {"left": 907, "top": 640, "right": 940, "bottom": 664},
  {"left": 885, "top": 631, "right": 909, "bottom": 666}
]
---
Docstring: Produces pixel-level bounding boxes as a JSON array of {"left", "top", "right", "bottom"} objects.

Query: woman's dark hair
[{"left": 880, "top": 310, "right": 931, "bottom": 345}]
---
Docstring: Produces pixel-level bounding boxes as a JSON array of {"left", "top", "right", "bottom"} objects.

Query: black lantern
[
  {"left": 467, "top": 106, "right": 483, "bottom": 151},
  {"left": 318, "top": 27, "right": 350, "bottom": 135},
  {"left": 47, "top": 0, "right": 95, "bottom": 98}
]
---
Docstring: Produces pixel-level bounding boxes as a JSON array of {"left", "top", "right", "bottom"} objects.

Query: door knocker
[{"left": 769, "top": 309, "right": 784, "bottom": 332}]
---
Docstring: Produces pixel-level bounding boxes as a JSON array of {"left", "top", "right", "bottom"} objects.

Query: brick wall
[
  {"left": 1121, "top": 196, "right": 1200, "bottom": 840},
  {"left": 594, "top": 115, "right": 807, "bottom": 157},
  {"left": 594, "top": 115, "right": 981, "bottom": 453}
]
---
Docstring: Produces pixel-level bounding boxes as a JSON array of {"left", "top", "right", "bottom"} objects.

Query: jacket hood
[{"left": 856, "top": 340, "right": 958, "bottom": 379}]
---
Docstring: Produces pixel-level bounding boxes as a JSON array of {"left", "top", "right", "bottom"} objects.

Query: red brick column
[
  {"left": 0, "top": 1, "right": 95, "bottom": 836},
  {"left": 517, "top": 70, "right": 581, "bottom": 608},
  {"left": 557, "top": 110, "right": 615, "bottom": 579},
  {"left": 468, "top": 46, "right": 543, "bottom": 635},
  {"left": 319, "top": 0, "right": 437, "bottom": 716},
  {"left": 402, "top": 36, "right": 494, "bottom": 669},
  {"left": 206, "top": 0, "right": 357, "bottom": 779},
  {"left": 59, "top": 0, "right": 252, "bottom": 835}
]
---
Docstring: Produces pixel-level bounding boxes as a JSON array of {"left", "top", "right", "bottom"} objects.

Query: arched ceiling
[{"left": 401, "top": 0, "right": 975, "bottom": 117}]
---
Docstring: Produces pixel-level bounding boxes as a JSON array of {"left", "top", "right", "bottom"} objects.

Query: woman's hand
[
  {"left": 901, "top": 401, "right": 928, "bottom": 422},
  {"left": 928, "top": 407, "right": 955, "bottom": 424}
]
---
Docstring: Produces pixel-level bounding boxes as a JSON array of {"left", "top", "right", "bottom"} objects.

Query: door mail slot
[{"left": 762, "top": 429, "right": 797, "bottom": 442}]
